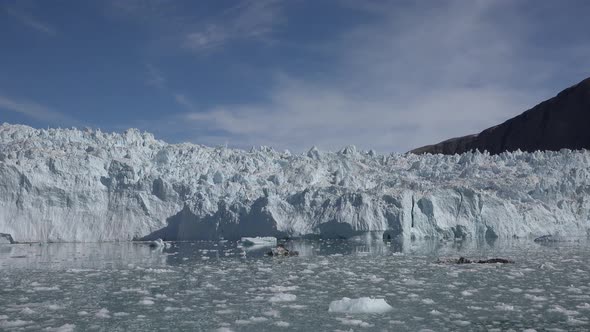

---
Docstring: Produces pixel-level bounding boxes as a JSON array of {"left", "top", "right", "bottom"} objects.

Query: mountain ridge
[{"left": 412, "top": 77, "right": 590, "bottom": 155}]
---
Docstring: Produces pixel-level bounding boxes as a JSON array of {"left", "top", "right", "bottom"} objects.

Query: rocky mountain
[{"left": 412, "top": 77, "right": 590, "bottom": 155}]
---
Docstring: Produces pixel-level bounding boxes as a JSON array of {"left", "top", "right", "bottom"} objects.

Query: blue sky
[{"left": 1, "top": 0, "right": 590, "bottom": 152}]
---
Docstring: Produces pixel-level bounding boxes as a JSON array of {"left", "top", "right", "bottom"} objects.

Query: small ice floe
[
  {"left": 335, "top": 317, "right": 374, "bottom": 327},
  {"left": 44, "top": 323, "right": 76, "bottom": 332},
  {"left": 20, "top": 307, "right": 35, "bottom": 315},
  {"left": 0, "top": 320, "right": 33, "bottom": 328},
  {"left": 240, "top": 237, "right": 277, "bottom": 247},
  {"left": 328, "top": 297, "right": 393, "bottom": 314},
  {"left": 421, "top": 298, "right": 435, "bottom": 305},
  {"left": 494, "top": 303, "right": 515, "bottom": 311},
  {"left": 139, "top": 298, "right": 155, "bottom": 305},
  {"left": 95, "top": 308, "right": 111, "bottom": 318},
  {"left": 148, "top": 238, "right": 171, "bottom": 249},
  {"left": 215, "top": 328, "right": 234, "bottom": 332},
  {"left": 269, "top": 293, "right": 297, "bottom": 303}
]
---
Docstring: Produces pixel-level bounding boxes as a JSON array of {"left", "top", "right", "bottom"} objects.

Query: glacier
[{"left": 0, "top": 123, "right": 589, "bottom": 243}]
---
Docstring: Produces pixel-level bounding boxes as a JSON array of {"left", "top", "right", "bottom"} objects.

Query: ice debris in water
[
  {"left": 148, "top": 238, "right": 170, "bottom": 248},
  {"left": 2, "top": 123, "right": 590, "bottom": 242},
  {"left": 328, "top": 297, "right": 393, "bottom": 313},
  {"left": 240, "top": 237, "right": 277, "bottom": 247}
]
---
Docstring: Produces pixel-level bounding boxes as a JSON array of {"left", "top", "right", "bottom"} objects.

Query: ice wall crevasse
[{"left": 0, "top": 123, "right": 589, "bottom": 242}]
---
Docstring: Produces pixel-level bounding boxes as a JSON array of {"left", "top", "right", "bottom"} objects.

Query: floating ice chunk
[
  {"left": 328, "top": 297, "right": 393, "bottom": 314},
  {"left": 95, "top": 308, "right": 111, "bottom": 318},
  {"left": 34, "top": 286, "right": 60, "bottom": 291},
  {"left": 44, "top": 324, "right": 76, "bottom": 332},
  {"left": 139, "top": 298, "right": 155, "bottom": 305},
  {"left": 269, "top": 293, "right": 297, "bottom": 302},
  {"left": 240, "top": 237, "right": 277, "bottom": 247},
  {"left": 335, "top": 317, "right": 374, "bottom": 327},
  {"left": 263, "top": 309, "right": 280, "bottom": 318},
  {"left": 149, "top": 239, "right": 171, "bottom": 248},
  {"left": 0, "top": 320, "right": 32, "bottom": 328},
  {"left": 248, "top": 316, "right": 268, "bottom": 323},
  {"left": 47, "top": 304, "right": 64, "bottom": 310},
  {"left": 524, "top": 294, "right": 547, "bottom": 302},
  {"left": 20, "top": 307, "right": 35, "bottom": 315},
  {"left": 263, "top": 285, "right": 299, "bottom": 293},
  {"left": 494, "top": 303, "right": 514, "bottom": 311}
]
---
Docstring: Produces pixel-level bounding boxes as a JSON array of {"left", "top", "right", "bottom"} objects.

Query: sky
[{"left": 1, "top": 0, "right": 590, "bottom": 153}]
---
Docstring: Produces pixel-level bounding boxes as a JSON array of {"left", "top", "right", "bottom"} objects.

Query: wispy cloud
[
  {"left": 173, "top": 93, "right": 197, "bottom": 112},
  {"left": 143, "top": 64, "right": 199, "bottom": 115},
  {"left": 0, "top": 95, "right": 74, "bottom": 124},
  {"left": 181, "top": 79, "right": 532, "bottom": 152},
  {"left": 5, "top": 7, "right": 57, "bottom": 36},
  {"left": 145, "top": 63, "right": 166, "bottom": 89},
  {"left": 177, "top": 0, "right": 590, "bottom": 152},
  {"left": 184, "top": 0, "right": 282, "bottom": 53}
]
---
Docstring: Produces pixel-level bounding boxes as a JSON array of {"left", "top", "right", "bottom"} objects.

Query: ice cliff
[{"left": 1, "top": 123, "right": 589, "bottom": 243}]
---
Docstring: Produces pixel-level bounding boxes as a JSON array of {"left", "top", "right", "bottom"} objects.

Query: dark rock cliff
[{"left": 412, "top": 77, "right": 590, "bottom": 155}]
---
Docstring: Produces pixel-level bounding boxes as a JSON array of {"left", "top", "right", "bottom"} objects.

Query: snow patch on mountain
[{"left": 1, "top": 123, "right": 589, "bottom": 242}]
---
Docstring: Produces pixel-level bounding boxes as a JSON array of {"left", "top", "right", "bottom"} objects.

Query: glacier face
[{"left": 1, "top": 123, "right": 589, "bottom": 243}]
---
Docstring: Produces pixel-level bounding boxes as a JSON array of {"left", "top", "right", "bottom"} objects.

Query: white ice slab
[{"left": 328, "top": 297, "right": 393, "bottom": 314}]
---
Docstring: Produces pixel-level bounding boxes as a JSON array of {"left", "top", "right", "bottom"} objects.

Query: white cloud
[
  {"left": 145, "top": 63, "right": 166, "bottom": 89},
  {"left": 181, "top": 79, "right": 533, "bottom": 152},
  {"left": 183, "top": 0, "right": 282, "bottom": 52},
  {"left": 125, "top": 0, "right": 589, "bottom": 152},
  {"left": 179, "top": 0, "right": 563, "bottom": 152},
  {"left": 173, "top": 93, "right": 197, "bottom": 112},
  {"left": 0, "top": 95, "right": 73, "bottom": 124},
  {"left": 5, "top": 7, "right": 57, "bottom": 36}
]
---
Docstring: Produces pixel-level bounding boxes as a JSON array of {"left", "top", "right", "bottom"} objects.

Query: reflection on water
[
  {"left": 0, "top": 236, "right": 512, "bottom": 269},
  {"left": 1, "top": 236, "right": 589, "bottom": 331}
]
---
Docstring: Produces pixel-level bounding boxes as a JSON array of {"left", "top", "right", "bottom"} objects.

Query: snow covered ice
[
  {"left": 1, "top": 123, "right": 590, "bottom": 242},
  {"left": 328, "top": 297, "right": 394, "bottom": 313}
]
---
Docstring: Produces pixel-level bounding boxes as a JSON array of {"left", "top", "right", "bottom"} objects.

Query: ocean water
[{"left": 1, "top": 237, "right": 590, "bottom": 331}]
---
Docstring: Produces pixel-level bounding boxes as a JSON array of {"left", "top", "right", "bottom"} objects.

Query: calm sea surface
[{"left": 1, "top": 237, "right": 589, "bottom": 331}]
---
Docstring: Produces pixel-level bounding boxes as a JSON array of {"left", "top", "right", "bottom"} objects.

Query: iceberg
[
  {"left": 328, "top": 297, "right": 393, "bottom": 313},
  {"left": 148, "top": 238, "right": 170, "bottom": 248},
  {"left": 1, "top": 123, "right": 590, "bottom": 243}
]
